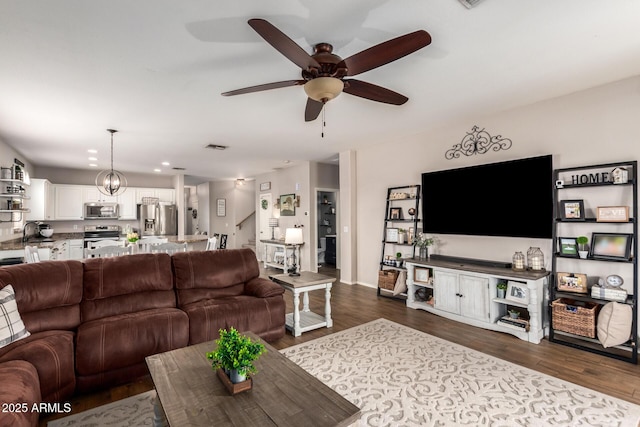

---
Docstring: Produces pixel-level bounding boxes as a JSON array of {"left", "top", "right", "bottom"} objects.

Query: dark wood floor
[{"left": 40, "top": 266, "right": 640, "bottom": 425}]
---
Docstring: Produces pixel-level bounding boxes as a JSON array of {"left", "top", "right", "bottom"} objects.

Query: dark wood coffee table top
[{"left": 145, "top": 333, "right": 360, "bottom": 427}]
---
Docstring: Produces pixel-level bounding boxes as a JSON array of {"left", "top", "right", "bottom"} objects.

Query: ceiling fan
[{"left": 222, "top": 19, "right": 432, "bottom": 122}]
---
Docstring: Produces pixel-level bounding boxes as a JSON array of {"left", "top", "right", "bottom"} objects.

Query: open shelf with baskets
[
  {"left": 549, "top": 160, "right": 638, "bottom": 364},
  {"left": 378, "top": 184, "right": 421, "bottom": 299}
]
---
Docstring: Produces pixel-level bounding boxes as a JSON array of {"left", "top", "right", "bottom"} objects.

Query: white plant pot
[{"left": 578, "top": 251, "right": 588, "bottom": 259}]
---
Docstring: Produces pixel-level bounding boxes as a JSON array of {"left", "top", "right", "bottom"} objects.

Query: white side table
[{"left": 269, "top": 272, "right": 336, "bottom": 337}]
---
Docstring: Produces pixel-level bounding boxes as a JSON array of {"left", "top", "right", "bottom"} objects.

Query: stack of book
[{"left": 497, "top": 316, "right": 530, "bottom": 332}]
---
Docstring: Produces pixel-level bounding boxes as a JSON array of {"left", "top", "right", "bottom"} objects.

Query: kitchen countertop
[
  {"left": 0, "top": 233, "right": 85, "bottom": 250},
  {"left": 165, "top": 235, "right": 209, "bottom": 244}
]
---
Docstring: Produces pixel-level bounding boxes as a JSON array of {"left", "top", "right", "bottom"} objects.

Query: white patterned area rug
[
  {"left": 47, "top": 390, "right": 155, "bottom": 427},
  {"left": 282, "top": 318, "right": 640, "bottom": 427}
]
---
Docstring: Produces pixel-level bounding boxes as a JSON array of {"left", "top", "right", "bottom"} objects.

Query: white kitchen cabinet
[
  {"left": 68, "top": 239, "right": 84, "bottom": 260},
  {"left": 135, "top": 188, "right": 176, "bottom": 204},
  {"left": 54, "top": 185, "right": 84, "bottom": 220},
  {"left": 49, "top": 240, "right": 69, "bottom": 260},
  {"left": 406, "top": 258, "right": 548, "bottom": 344},
  {"left": 25, "top": 178, "right": 53, "bottom": 221},
  {"left": 82, "top": 186, "right": 117, "bottom": 204},
  {"left": 117, "top": 190, "right": 137, "bottom": 220}
]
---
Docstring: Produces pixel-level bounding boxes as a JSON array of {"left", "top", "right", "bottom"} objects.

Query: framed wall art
[
  {"left": 505, "top": 281, "right": 529, "bottom": 304},
  {"left": 216, "top": 198, "right": 226, "bottom": 217},
  {"left": 558, "top": 237, "right": 578, "bottom": 257},
  {"left": 260, "top": 182, "right": 271, "bottom": 191},
  {"left": 559, "top": 199, "right": 585, "bottom": 221},
  {"left": 279, "top": 194, "right": 296, "bottom": 216},
  {"left": 591, "top": 232, "right": 633, "bottom": 260},
  {"left": 556, "top": 272, "right": 588, "bottom": 294}
]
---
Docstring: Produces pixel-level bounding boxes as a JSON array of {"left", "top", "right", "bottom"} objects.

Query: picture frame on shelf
[
  {"left": 279, "top": 194, "right": 296, "bottom": 216},
  {"left": 414, "top": 267, "right": 430, "bottom": 284},
  {"left": 596, "top": 206, "right": 629, "bottom": 222},
  {"left": 558, "top": 237, "right": 579, "bottom": 257},
  {"left": 389, "top": 207, "right": 403, "bottom": 220},
  {"left": 505, "top": 281, "right": 529, "bottom": 304},
  {"left": 556, "top": 272, "right": 588, "bottom": 294},
  {"left": 591, "top": 232, "right": 633, "bottom": 261},
  {"left": 559, "top": 199, "right": 585, "bottom": 221},
  {"left": 385, "top": 228, "right": 399, "bottom": 243}
]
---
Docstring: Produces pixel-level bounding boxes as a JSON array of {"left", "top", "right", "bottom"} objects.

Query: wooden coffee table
[
  {"left": 269, "top": 272, "right": 336, "bottom": 337},
  {"left": 145, "top": 333, "right": 359, "bottom": 427}
]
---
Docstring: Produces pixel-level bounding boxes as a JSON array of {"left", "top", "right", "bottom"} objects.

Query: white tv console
[{"left": 405, "top": 258, "right": 549, "bottom": 343}]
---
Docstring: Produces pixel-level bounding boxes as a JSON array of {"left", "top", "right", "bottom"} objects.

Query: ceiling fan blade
[
  {"left": 305, "top": 98, "right": 324, "bottom": 122},
  {"left": 248, "top": 19, "right": 320, "bottom": 70},
  {"left": 341, "top": 30, "right": 431, "bottom": 76},
  {"left": 222, "top": 80, "right": 305, "bottom": 96},
  {"left": 343, "top": 79, "right": 408, "bottom": 105}
]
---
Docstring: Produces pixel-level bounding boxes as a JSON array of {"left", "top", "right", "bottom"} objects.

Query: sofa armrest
[{"left": 245, "top": 278, "right": 285, "bottom": 298}]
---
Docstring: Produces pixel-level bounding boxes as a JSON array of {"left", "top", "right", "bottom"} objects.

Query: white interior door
[{"left": 258, "top": 193, "right": 272, "bottom": 260}]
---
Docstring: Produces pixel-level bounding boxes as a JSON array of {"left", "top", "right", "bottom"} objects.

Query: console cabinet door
[
  {"left": 433, "top": 270, "right": 459, "bottom": 314},
  {"left": 459, "top": 274, "right": 490, "bottom": 322}
]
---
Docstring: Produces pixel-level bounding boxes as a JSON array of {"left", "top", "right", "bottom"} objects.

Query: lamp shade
[
  {"left": 285, "top": 228, "right": 304, "bottom": 245},
  {"left": 303, "top": 77, "right": 344, "bottom": 102},
  {"left": 269, "top": 218, "right": 279, "bottom": 227}
]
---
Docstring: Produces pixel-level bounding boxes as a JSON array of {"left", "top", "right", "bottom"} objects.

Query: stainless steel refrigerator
[{"left": 137, "top": 202, "right": 178, "bottom": 236}]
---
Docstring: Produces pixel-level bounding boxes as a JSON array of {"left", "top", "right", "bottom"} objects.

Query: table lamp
[
  {"left": 285, "top": 227, "right": 304, "bottom": 276},
  {"left": 268, "top": 218, "right": 279, "bottom": 240}
]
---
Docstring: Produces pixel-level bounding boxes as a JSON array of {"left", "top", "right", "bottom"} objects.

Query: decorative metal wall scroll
[{"left": 445, "top": 125, "right": 512, "bottom": 160}]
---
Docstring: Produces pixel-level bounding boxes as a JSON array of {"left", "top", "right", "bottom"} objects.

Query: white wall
[{"left": 356, "top": 75, "right": 640, "bottom": 288}]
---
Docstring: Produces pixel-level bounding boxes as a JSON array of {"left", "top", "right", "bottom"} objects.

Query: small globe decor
[{"left": 206, "top": 327, "right": 266, "bottom": 395}]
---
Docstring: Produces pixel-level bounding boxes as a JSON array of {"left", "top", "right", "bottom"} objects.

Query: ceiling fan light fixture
[{"left": 304, "top": 77, "right": 344, "bottom": 102}]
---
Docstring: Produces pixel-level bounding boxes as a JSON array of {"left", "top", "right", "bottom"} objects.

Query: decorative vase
[
  {"left": 419, "top": 246, "right": 429, "bottom": 260},
  {"left": 578, "top": 250, "right": 589, "bottom": 259},
  {"left": 498, "top": 289, "right": 506, "bottom": 299},
  {"left": 229, "top": 369, "right": 246, "bottom": 384}
]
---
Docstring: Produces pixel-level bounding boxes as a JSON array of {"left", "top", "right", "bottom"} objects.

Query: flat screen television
[{"left": 421, "top": 155, "right": 553, "bottom": 239}]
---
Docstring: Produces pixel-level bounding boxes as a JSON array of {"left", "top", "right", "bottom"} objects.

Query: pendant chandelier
[{"left": 95, "top": 129, "right": 127, "bottom": 196}]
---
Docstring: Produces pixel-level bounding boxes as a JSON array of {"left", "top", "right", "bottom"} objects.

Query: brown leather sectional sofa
[{"left": 0, "top": 248, "right": 285, "bottom": 427}]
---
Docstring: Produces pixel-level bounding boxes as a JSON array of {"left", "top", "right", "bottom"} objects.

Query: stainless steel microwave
[{"left": 84, "top": 202, "right": 120, "bottom": 219}]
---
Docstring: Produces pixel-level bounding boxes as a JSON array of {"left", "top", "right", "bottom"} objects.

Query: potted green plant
[
  {"left": 508, "top": 309, "right": 520, "bottom": 319},
  {"left": 206, "top": 327, "right": 266, "bottom": 385},
  {"left": 576, "top": 236, "right": 589, "bottom": 259},
  {"left": 497, "top": 280, "right": 508, "bottom": 299},
  {"left": 395, "top": 252, "right": 403, "bottom": 267}
]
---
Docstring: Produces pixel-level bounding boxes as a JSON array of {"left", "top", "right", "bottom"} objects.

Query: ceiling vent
[
  {"left": 205, "top": 144, "right": 228, "bottom": 150},
  {"left": 459, "top": 0, "right": 484, "bottom": 8},
  {"left": 172, "top": 167, "right": 186, "bottom": 171}
]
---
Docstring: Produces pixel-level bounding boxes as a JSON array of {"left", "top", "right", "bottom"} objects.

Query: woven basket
[
  {"left": 378, "top": 270, "right": 399, "bottom": 290},
  {"left": 552, "top": 298, "right": 599, "bottom": 338}
]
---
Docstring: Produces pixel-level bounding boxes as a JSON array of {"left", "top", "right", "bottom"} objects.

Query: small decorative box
[{"left": 590, "top": 285, "right": 628, "bottom": 302}]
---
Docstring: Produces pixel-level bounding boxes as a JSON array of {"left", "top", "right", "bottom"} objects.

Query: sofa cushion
[
  {"left": 76, "top": 307, "right": 189, "bottom": 377},
  {"left": 0, "top": 330, "right": 76, "bottom": 403},
  {"left": 81, "top": 253, "right": 176, "bottom": 322},
  {"left": 0, "top": 261, "right": 83, "bottom": 333},
  {"left": 172, "top": 248, "right": 261, "bottom": 306},
  {"left": 0, "top": 360, "right": 41, "bottom": 427},
  {"left": 182, "top": 295, "right": 285, "bottom": 344},
  {"left": 0, "top": 285, "right": 30, "bottom": 349}
]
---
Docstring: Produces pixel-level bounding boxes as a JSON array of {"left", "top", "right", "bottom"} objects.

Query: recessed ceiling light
[
  {"left": 88, "top": 149, "right": 98, "bottom": 154},
  {"left": 161, "top": 161, "right": 170, "bottom": 166},
  {"left": 88, "top": 157, "right": 97, "bottom": 161},
  {"left": 154, "top": 168, "right": 161, "bottom": 173},
  {"left": 283, "top": 160, "right": 291, "bottom": 164},
  {"left": 89, "top": 164, "right": 98, "bottom": 167}
]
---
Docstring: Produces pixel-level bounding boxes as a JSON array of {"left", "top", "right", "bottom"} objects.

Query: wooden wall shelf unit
[
  {"left": 406, "top": 258, "right": 549, "bottom": 343},
  {"left": 550, "top": 160, "right": 638, "bottom": 364},
  {"left": 378, "top": 185, "right": 421, "bottom": 299}
]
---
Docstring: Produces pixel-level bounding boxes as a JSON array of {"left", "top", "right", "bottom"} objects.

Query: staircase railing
[{"left": 236, "top": 210, "right": 256, "bottom": 230}]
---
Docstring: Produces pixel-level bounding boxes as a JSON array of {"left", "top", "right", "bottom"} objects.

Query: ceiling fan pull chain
[{"left": 321, "top": 104, "right": 326, "bottom": 138}]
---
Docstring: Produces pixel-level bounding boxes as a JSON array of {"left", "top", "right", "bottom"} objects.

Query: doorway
[
  {"left": 316, "top": 190, "right": 338, "bottom": 270},
  {"left": 258, "top": 193, "right": 273, "bottom": 261}
]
